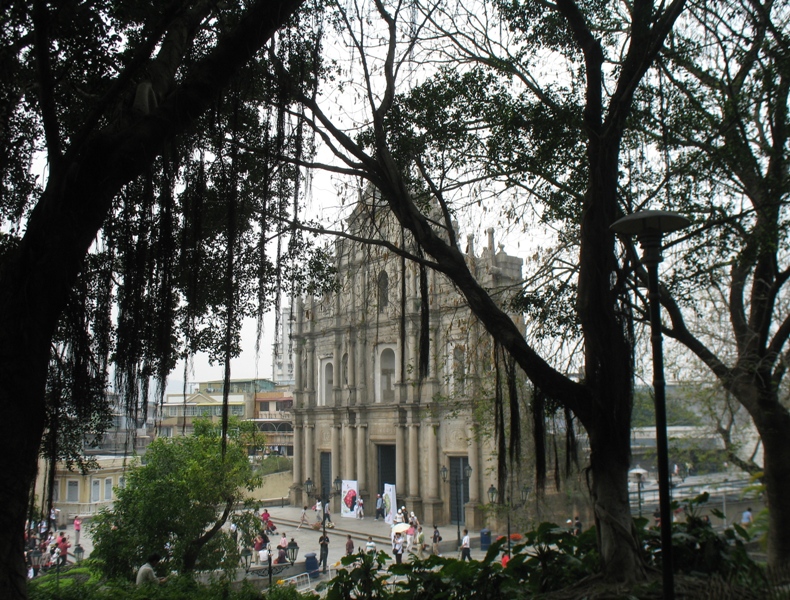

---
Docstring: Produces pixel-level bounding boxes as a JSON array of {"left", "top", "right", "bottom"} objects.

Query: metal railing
[{"left": 629, "top": 476, "right": 753, "bottom": 523}]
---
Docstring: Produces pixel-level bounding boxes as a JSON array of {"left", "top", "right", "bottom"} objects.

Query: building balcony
[{"left": 257, "top": 411, "right": 292, "bottom": 420}]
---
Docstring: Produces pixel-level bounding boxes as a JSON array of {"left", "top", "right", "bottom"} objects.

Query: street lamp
[
  {"left": 497, "top": 483, "right": 530, "bottom": 558},
  {"left": 612, "top": 209, "right": 690, "bottom": 600},
  {"left": 487, "top": 484, "right": 497, "bottom": 504},
  {"left": 629, "top": 466, "right": 648, "bottom": 517},
  {"left": 73, "top": 544, "right": 84, "bottom": 564},
  {"left": 440, "top": 463, "right": 472, "bottom": 547},
  {"left": 266, "top": 542, "right": 274, "bottom": 587},
  {"left": 286, "top": 538, "right": 300, "bottom": 565}
]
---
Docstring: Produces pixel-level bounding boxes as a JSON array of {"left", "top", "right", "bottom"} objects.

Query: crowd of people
[{"left": 24, "top": 514, "right": 80, "bottom": 579}]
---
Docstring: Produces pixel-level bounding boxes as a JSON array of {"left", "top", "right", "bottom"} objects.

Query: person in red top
[
  {"left": 73, "top": 516, "right": 82, "bottom": 545},
  {"left": 56, "top": 532, "right": 70, "bottom": 566}
]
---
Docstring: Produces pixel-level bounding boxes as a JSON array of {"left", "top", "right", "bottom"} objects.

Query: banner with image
[
  {"left": 340, "top": 480, "right": 359, "bottom": 518},
  {"left": 383, "top": 483, "right": 397, "bottom": 525}
]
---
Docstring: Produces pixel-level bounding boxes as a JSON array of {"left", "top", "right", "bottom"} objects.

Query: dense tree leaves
[
  {"left": 284, "top": 0, "right": 684, "bottom": 585},
  {"left": 629, "top": 0, "right": 790, "bottom": 569},
  {"left": 91, "top": 419, "right": 261, "bottom": 579},
  {"left": 0, "top": 0, "right": 314, "bottom": 597}
]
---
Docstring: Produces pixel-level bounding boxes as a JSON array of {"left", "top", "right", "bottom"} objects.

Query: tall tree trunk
[
  {"left": 751, "top": 400, "right": 790, "bottom": 571},
  {"left": 0, "top": 1, "right": 304, "bottom": 597},
  {"left": 589, "top": 419, "right": 645, "bottom": 580}
]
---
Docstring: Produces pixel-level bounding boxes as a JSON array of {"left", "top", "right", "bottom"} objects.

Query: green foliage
[
  {"left": 631, "top": 386, "right": 704, "bottom": 428},
  {"left": 389, "top": 544, "right": 516, "bottom": 599},
  {"left": 320, "top": 551, "right": 391, "bottom": 600},
  {"left": 28, "top": 570, "right": 265, "bottom": 600},
  {"left": 504, "top": 522, "right": 599, "bottom": 594},
  {"left": 738, "top": 473, "right": 769, "bottom": 548},
  {"left": 90, "top": 419, "right": 261, "bottom": 580},
  {"left": 639, "top": 493, "right": 764, "bottom": 586}
]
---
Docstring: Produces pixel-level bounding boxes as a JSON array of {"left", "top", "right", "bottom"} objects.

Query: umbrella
[{"left": 392, "top": 522, "right": 410, "bottom": 534}]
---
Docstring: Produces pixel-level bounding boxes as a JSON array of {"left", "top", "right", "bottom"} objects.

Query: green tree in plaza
[
  {"left": 631, "top": 0, "right": 790, "bottom": 569},
  {"left": 0, "top": 1, "right": 322, "bottom": 597},
  {"left": 282, "top": 0, "right": 685, "bottom": 584},
  {"left": 91, "top": 419, "right": 261, "bottom": 579}
]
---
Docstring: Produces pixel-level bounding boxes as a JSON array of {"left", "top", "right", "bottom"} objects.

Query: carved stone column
[
  {"left": 395, "top": 424, "right": 405, "bottom": 503},
  {"left": 356, "top": 423, "right": 367, "bottom": 495}
]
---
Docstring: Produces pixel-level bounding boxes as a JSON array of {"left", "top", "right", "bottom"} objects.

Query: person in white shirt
[
  {"left": 365, "top": 536, "right": 377, "bottom": 554},
  {"left": 460, "top": 529, "right": 471, "bottom": 561},
  {"left": 392, "top": 532, "right": 404, "bottom": 564},
  {"left": 136, "top": 553, "right": 167, "bottom": 586}
]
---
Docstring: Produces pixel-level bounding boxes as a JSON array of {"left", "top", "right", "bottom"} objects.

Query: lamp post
[
  {"left": 440, "top": 463, "right": 472, "bottom": 547},
  {"left": 488, "top": 483, "right": 530, "bottom": 557},
  {"left": 629, "top": 466, "right": 648, "bottom": 517},
  {"left": 286, "top": 538, "right": 300, "bottom": 565},
  {"left": 612, "top": 209, "right": 689, "bottom": 600},
  {"left": 267, "top": 542, "right": 274, "bottom": 587},
  {"left": 73, "top": 544, "right": 84, "bottom": 565}
]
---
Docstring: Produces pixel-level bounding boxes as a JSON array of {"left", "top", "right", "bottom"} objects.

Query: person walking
[
  {"left": 298, "top": 506, "right": 310, "bottom": 529},
  {"left": 741, "top": 507, "right": 754, "bottom": 527},
  {"left": 460, "top": 529, "right": 471, "bottom": 561},
  {"left": 432, "top": 525, "right": 442, "bottom": 556},
  {"left": 345, "top": 534, "right": 354, "bottom": 556},
  {"left": 392, "top": 532, "right": 403, "bottom": 564},
  {"left": 356, "top": 497, "right": 364, "bottom": 519},
  {"left": 415, "top": 526, "right": 425, "bottom": 559},
  {"left": 375, "top": 494, "right": 384, "bottom": 520}
]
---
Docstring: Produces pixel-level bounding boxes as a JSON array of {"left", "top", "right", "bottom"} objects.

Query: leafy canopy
[{"left": 90, "top": 418, "right": 261, "bottom": 579}]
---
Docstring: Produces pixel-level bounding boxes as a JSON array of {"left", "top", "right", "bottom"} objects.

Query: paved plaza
[{"left": 57, "top": 503, "right": 493, "bottom": 579}]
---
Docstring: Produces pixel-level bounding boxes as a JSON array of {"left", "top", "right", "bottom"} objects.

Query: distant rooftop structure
[{"left": 271, "top": 304, "right": 296, "bottom": 387}]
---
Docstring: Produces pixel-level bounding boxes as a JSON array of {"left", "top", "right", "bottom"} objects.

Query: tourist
[
  {"left": 375, "top": 494, "right": 384, "bottom": 520},
  {"left": 318, "top": 532, "right": 330, "bottom": 571},
  {"left": 432, "top": 525, "right": 441, "bottom": 556},
  {"left": 460, "top": 529, "right": 471, "bottom": 561},
  {"left": 298, "top": 506, "right": 310, "bottom": 529},
  {"left": 392, "top": 532, "right": 403, "bottom": 564},
  {"left": 366, "top": 535, "right": 377, "bottom": 554},
  {"left": 136, "top": 553, "right": 167, "bottom": 586},
  {"left": 73, "top": 516, "right": 82, "bottom": 545}
]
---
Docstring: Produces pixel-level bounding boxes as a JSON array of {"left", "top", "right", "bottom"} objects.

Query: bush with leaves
[
  {"left": 28, "top": 568, "right": 269, "bottom": 600},
  {"left": 638, "top": 493, "right": 764, "bottom": 587},
  {"left": 501, "top": 522, "right": 599, "bottom": 595}
]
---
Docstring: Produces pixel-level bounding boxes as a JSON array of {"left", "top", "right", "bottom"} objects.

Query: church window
[{"left": 377, "top": 271, "right": 389, "bottom": 312}]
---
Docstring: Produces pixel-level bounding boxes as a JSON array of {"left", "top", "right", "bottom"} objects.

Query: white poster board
[
  {"left": 340, "top": 479, "right": 359, "bottom": 518},
  {"left": 383, "top": 483, "right": 397, "bottom": 525}
]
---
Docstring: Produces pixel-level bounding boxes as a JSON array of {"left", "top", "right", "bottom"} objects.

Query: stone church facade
[{"left": 290, "top": 200, "right": 523, "bottom": 530}]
